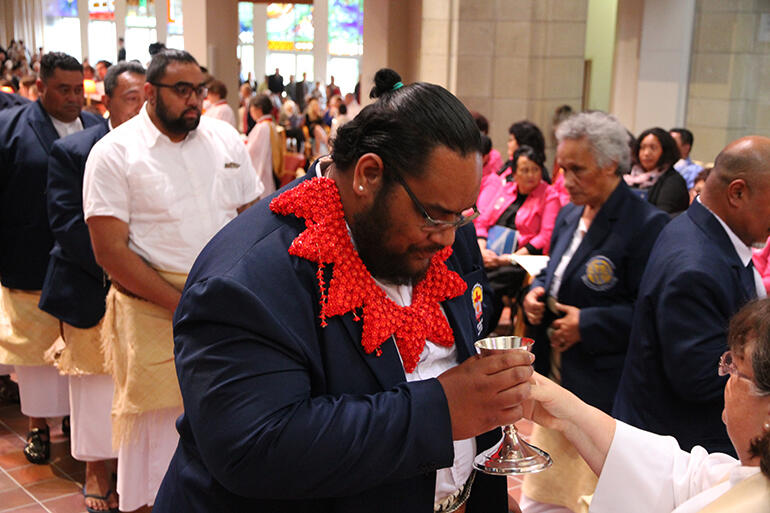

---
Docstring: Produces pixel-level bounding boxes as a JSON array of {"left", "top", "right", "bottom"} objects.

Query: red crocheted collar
[{"left": 270, "top": 176, "right": 467, "bottom": 372}]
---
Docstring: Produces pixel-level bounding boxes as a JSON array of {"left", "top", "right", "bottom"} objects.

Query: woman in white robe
[{"left": 523, "top": 297, "right": 770, "bottom": 513}]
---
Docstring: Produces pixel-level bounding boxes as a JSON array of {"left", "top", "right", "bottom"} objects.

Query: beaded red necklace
[{"left": 270, "top": 176, "right": 467, "bottom": 372}]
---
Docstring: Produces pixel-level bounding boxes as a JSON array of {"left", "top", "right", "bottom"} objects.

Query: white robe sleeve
[{"left": 589, "top": 421, "right": 738, "bottom": 513}]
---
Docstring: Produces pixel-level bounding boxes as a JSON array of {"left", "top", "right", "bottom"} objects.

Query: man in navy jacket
[
  {"left": 155, "top": 72, "right": 534, "bottom": 513},
  {"left": 0, "top": 52, "right": 103, "bottom": 464},
  {"left": 38, "top": 60, "right": 145, "bottom": 511},
  {"left": 614, "top": 136, "right": 770, "bottom": 456}
]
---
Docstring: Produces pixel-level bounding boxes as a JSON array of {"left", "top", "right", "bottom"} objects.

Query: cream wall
[
  {"left": 585, "top": 0, "right": 618, "bottom": 112},
  {"left": 686, "top": 0, "right": 770, "bottom": 164},
  {"left": 420, "top": 0, "right": 588, "bottom": 169}
]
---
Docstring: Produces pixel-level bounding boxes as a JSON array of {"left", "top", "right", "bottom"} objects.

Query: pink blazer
[
  {"left": 482, "top": 148, "right": 503, "bottom": 177},
  {"left": 752, "top": 236, "right": 770, "bottom": 295},
  {"left": 473, "top": 179, "right": 560, "bottom": 254}
]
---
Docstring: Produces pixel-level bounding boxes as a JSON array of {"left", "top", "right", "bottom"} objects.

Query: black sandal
[{"left": 23, "top": 426, "right": 50, "bottom": 464}]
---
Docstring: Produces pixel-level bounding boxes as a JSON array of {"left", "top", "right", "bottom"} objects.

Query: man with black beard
[
  {"left": 82, "top": 49, "right": 261, "bottom": 512},
  {"left": 154, "top": 68, "right": 534, "bottom": 513}
]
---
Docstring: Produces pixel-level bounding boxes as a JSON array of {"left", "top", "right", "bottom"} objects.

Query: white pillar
[
  {"left": 78, "top": 0, "right": 89, "bottom": 61},
  {"left": 361, "top": 0, "right": 389, "bottom": 107},
  {"left": 633, "top": 0, "right": 696, "bottom": 132},
  {"left": 313, "top": 0, "right": 328, "bottom": 83},
  {"left": 156, "top": 0, "right": 168, "bottom": 45},
  {"left": 254, "top": 3, "right": 267, "bottom": 82}
]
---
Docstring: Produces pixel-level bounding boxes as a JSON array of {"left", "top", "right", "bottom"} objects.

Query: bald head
[
  {"left": 709, "top": 136, "right": 770, "bottom": 186},
  {"left": 702, "top": 136, "right": 770, "bottom": 246}
]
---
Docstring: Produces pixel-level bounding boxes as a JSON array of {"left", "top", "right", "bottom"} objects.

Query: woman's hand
[
  {"left": 522, "top": 373, "right": 575, "bottom": 432},
  {"left": 514, "top": 246, "right": 530, "bottom": 256},
  {"left": 523, "top": 286, "right": 546, "bottom": 325},
  {"left": 550, "top": 302, "right": 581, "bottom": 351},
  {"left": 481, "top": 248, "right": 501, "bottom": 269}
]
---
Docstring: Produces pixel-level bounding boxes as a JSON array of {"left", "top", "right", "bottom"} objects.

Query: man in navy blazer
[
  {"left": 0, "top": 52, "right": 103, "bottom": 463},
  {"left": 155, "top": 73, "right": 534, "bottom": 513},
  {"left": 613, "top": 136, "right": 770, "bottom": 456},
  {"left": 37, "top": 61, "right": 145, "bottom": 512}
]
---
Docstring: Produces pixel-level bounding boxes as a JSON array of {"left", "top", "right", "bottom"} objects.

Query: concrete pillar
[
  {"left": 253, "top": 4, "right": 268, "bottom": 82},
  {"left": 685, "top": 0, "right": 770, "bottom": 164},
  {"left": 610, "top": 0, "right": 643, "bottom": 130},
  {"left": 633, "top": 0, "right": 696, "bottom": 134},
  {"left": 115, "top": 0, "right": 127, "bottom": 44},
  {"left": 182, "top": 0, "right": 239, "bottom": 114},
  {"left": 313, "top": 0, "right": 329, "bottom": 84},
  {"left": 78, "top": 0, "right": 89, "bottom": 61},
  {"left": 422, "top": 0, "right": 588, "bottom": 169},
  {"left": 156, "top": 0, "right": 168, "bottom": 45}
]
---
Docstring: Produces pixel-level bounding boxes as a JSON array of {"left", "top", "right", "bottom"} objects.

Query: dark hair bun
[{"left": 369, "top": 68, "right": 402, "bottom": 99}]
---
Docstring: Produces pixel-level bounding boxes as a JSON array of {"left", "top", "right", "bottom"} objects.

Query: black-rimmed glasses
[
  {"left": 150, "top": 81, "right": 208, "bottom": 99},
  {"left": 391, "top": 171, "right": 479, "bottom": 232}
]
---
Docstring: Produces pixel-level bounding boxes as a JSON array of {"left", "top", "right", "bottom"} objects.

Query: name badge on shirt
[
  {"left": 224, "top": 162, "right": 240, "bottom": 168},
  {"left": 582, "top": 255, "right": 617, "bottom": 292}
]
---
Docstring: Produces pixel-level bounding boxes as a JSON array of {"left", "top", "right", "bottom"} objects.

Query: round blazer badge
[
  {"left": 582, "top": 256, "right": 617, "bottom": 291},
  {"left": 472, "top": 283, "right": 484, "bottom": 321}
]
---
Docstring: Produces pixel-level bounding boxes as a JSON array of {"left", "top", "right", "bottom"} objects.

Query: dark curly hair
[{"left": 330, "top": 68, "right": 481, "bottom": 181}]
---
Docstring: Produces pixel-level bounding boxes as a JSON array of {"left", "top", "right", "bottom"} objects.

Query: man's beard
[
  {"left": 351, "top": 186, "right": 441, "bottom": 286},
  {"left": 156, "top": 92, "right": 200, "bottom": 135}
]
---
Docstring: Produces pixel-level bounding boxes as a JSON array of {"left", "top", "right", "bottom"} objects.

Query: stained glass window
[
  {"left": 239, "top": 2, "right": 254, "bottom": 45},
  {"left": 88, "top": 0, "right": 114, "bottom": 20},
  {"left": 267, "top": 3, "right": 314, "bottom": 52},
  {"left": 126, "top": 0, "right": 156, "bottom": 29},
  {"left": 328, "top": 0, "right": 363, "bottom": 56},
  {"left": 46, "top": 0, "right": 78, "bottom": 18}
]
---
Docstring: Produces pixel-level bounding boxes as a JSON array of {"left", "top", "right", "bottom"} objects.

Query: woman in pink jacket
[{"left": 474, "top": 145, "right": 561, "bottom": 328}]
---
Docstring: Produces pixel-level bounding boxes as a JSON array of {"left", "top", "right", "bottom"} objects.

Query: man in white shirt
[
  {"left": 670, "top": 127, "right": 704, "bottom": 190},
  {"left": 202, "top": 78, "right": 236, "bottom": 128},
  {"left": 245, "top": 93, "right": 275, "bottom": 197},
  {"left": 83, "top": 49, "right": 262, "bottom": 512}
]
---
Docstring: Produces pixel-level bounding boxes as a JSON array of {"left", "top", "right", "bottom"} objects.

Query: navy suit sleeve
[
  {"left": 579, "top": 211, "right": 668, "bottom": 355},
  {"left": 655, "top": 269, "right": 730, "bottom": 402},
  {"left": 46, "top": 141, "right": 103, "bottom": 281},
  {"left": 173, "top": 276, "right": 454, "bottom": 499}
]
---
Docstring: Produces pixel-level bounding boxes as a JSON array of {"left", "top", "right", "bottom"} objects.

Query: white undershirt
[
  {"left": 375, "top": 280, "right": 476, "bottom": 506},
  {"left": 549, "top": 218, "right": 588, "bottom": 299},
  {"left": 50, "top": 115, "right": 83, "bottom": 138}
]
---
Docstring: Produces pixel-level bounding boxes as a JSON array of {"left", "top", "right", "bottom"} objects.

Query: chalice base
[{"left": 473, "top": 431, "right": 553, "bottom": 475}]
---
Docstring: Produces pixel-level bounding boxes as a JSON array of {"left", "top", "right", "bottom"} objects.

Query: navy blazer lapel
[
  {"left": 688, "top": 200, "right": 751, "bottom": 300},
  {"left": 339, "top": 314, "right": 406, "bottom": 390},
  {"left": 544, "top": 206, "right": 581, "bottom": 292},
  {"left": 28, "top": 101, "right": 58, "bottom": 154},
  {"left": 561, "top": 182, "right": 624, "bottom": 286},
  {"left": 443, "top": 258, "right": 477, "bottom": 363}
]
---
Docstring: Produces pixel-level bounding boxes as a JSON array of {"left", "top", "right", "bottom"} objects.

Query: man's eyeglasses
[
  {"left": 150, "top": 81, "right": 208, "bottom": 99},
  {"left": 391, "top": 171, "right": 479, "bottom": 232},
  {"left": 718, "top": 350, "right": 770, "bottom": 397}
]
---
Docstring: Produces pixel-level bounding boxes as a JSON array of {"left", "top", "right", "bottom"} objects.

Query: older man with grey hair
[{"left": 520, "top": 111, "right": 669, "bottom": 512}]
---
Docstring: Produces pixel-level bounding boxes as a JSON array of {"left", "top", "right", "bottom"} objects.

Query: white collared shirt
[
  {"left": 375, "top": 280, "right": 476, "bottom": 506},
  {"left": 697, "top": 197, "right": 766, "bottom": 298},
  {"left": 83, "top": 103, "right": 262, "bottom": 273},
  {"left": 549, "top": 218, "right": 588, "bottom": 299},
  {"left": 50, "top": 115, "right": 83, "bottom": 138}
]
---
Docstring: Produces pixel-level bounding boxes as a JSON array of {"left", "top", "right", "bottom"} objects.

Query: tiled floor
[{"left": 0, "top": 397, "right": 87, "bottom": 513}]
